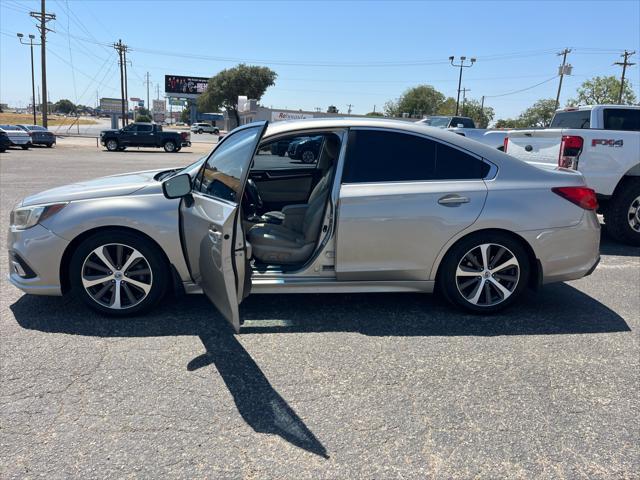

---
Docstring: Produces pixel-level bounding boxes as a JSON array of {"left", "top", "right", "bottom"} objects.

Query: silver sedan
[{"left": 8, "top": 118, "right": 600, "bottom": 332}]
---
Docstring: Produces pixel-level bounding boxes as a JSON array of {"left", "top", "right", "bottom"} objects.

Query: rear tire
[
  {"left": 163, "top": 140, "right": 177, "bottom": 153},
  {"left": 438, "top": 232, "right": 530, "bottom": 313},
  {"left": 197, "top": 129, "right": 203, "bottom": 134},
  {"left": 604, "top": 178, "right": 640, "bottom": 246},
  {"left": 106, "top": 139, "right": 119, "bottom": 151},
  {"left": 301, "top": 149, "right": 316, "bottom": 164},
  {"left": 21, "top": 145, "right": 29, "bottom": 150},
  {"left": 69, "top": 231, "right": 169, "bottom": 316},
  {"left": 46, "top": 143, "right": 54, "bottom": 148}
]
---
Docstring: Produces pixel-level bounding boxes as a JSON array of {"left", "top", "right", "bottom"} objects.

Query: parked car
[
  {"left": 505, "top": 105, "right": 640, "bottom": 245},
  {"left": 100, "top": 123, "right": 191, "bottom": 152},
  {"left": 417, "top": 116, "right": 476, "bottom": 128},
  {"left": 287, "top": 135, "right": 323, "bottom": 163},
  {"left": 416, "top": 116, "right": 507, "bottom": 150},
  {"left": 16, "top": 124, "right": 56, "bottom": 147},
  {"left": 0, "top": 125, "right": 31, "bottom": 149},
  {"left": 8, "top": 118, "right": 600, "bottom": 333},
  {"left": 269, "top": 138, "right": 292, "bottom": 156},
  {"left": 190, "top": 122, "right": 220, "bottom": 135},
  {"left": 0, "top": 130, "right": 12, "bottom": 152}
]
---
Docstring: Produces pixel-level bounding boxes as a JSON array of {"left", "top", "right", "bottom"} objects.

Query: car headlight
[{"left": 10, "top": 203, "right": 68, "bottom": 230}]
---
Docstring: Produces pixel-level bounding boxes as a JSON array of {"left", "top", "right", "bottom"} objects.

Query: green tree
[
  {"left": 459, "top": 99, "right": 495, "bottom": 128},
  {"left": 494, "top": 118, "right": 521, "bottom": 129},
  {"left": 436, "top": 97, "right": 457, "bottom": 115},
  {"left": 384, "top": 85, "right": 446, "bottom": 117},
  {"left": 135, "top": 114, "right": 152, "bottom": 122},
  {"left": 516, "top": 98, "right": 557, "bottom": 127},
  {"left": 571, "top": 75, "right": 637, "bottom": 105},
  {"left": 365, "top": 111, "right": 384, "bottom": 117},
  {"left": 198, "top": 64, "right": 277, "bottom": 127},
  {"left": 180, "top": 107, "right": 191, "bottom": 124},
  {"left": 54, "top": 99, "right": 76, "bottom": 114}
]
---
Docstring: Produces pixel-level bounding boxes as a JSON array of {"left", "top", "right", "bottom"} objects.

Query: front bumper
[
  {"left": 7, "top": 224, "right": 69, "bottom": 296},
  {"left": 519, "top": 210, "right": 601, "bottom": 285}
]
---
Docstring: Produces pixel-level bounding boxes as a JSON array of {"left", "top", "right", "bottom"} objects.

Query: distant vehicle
[
  {"left": 416, "top": 116, "right": 507, "bottom": 150},
  {"left": 417, "top": 116, "right": 476, "bottom": 128},
  {"left": 16, "top": 124, "right": 56, "bottom": 148},
  {"left": 0, "top": 125, "right": 31, "bottom": 149},
  {"left": 190, "top": 123, "right": 220, "bottom": 135},
  {"left": 287, "top": 135, "right": 323, "bottom": 163},
  {"left": 100, "top": 123, "right": 191, "bottom": 153},
  {"left": 269, "top": 138, "right": 292, "bottom": 156},
  {"left": 505, "top": 105, "right": 640, "bottom": 245},
  {"left": 0, "top": 130, "right": 12, "bottom": 152}
]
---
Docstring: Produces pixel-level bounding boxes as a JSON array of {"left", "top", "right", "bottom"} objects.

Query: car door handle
[
  {"left": 208, "top": 228, "right": 222, "bottom": 243},
  {"left": 438, "top": 194, "right": 470, "bottom": 206}
]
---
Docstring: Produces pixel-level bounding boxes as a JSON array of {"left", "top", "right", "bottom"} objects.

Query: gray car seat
[
  {"left": 248, "top": 135, "right": 339, "bottom": 265},
  {"left": 261, "top": 135, "right": 340, "bottom": 224}
]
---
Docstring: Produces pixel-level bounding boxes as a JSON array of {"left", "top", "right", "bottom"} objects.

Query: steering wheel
[{"left": 244, "top": 178, "right": 264, "bottom": 210}]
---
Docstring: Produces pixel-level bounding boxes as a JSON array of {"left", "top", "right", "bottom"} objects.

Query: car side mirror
[{"left": 163, "top": 173, "right": 192, "bottom": 199}]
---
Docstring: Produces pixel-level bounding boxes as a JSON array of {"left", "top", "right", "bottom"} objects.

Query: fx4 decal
[{"left": 592, "top": 139, "right": 623, "bottom": 147}]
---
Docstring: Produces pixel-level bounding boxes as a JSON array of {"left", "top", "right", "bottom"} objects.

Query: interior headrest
[{"left": 318, "top": 134, "right": 340, "bottom": 170}]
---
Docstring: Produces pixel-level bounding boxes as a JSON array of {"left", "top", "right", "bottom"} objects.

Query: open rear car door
[{"left": 179, "top": 121, "right": 268, "bottom": 332}]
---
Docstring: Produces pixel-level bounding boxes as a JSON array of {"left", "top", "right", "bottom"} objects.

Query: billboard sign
[
  {"left": 271, "top": 111, "right": 314, "bottom": 122},
  {"left": 165, "top": 75, "right": 209, "bottom": 95},
  {"left": 99, "top": 97, "right": 126, "bottom": 114},
  {"left": 168, "top": 98, "right": 187, "bottom": 107}
]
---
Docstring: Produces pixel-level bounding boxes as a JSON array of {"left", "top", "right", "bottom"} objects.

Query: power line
[{"left": 484, "top": 75, "right": 559, "bottom": 98}]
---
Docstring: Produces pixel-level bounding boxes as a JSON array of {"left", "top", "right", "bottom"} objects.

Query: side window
[
  {"left": 137, "top": 124, "right": 153, "bottom": 133},
  {"left": 603, "top": 109, "right": 640, "bottom": 132},
  {"left": 196, "top": 126, "right": 263, "bottom": 203},
  {"left": 342, "top": 130, "right": 489, "bottom": 183},
  {"left": 461, "top": 118, "right": 475, "bottom": 128},
  {"left": 549, "top": 110, "right": 591, "bottom": 129},
  {"left": 254, "top": 134, "right": 324, "bottom": 170}
]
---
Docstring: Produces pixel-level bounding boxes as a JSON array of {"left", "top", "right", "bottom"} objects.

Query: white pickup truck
[
  {"left": 416, "top": 116, "right": 507, "bottom": 150},
  {"left": 505, "top": 105, "right": 640, "bottom": 245}
]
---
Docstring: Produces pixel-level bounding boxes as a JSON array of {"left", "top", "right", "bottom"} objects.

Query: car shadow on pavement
[
  {"left": 599, "top": 227, "right": 640, "bottom": 257},
  {"left": 10, "top": 281, "right": 630, "bottom": 458}
]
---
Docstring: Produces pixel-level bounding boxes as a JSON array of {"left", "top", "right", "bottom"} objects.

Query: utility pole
[
  {"left": 123, "top": 49, "right": 129, "bottom": 125},
  {"left": 17, "top": 33, "right": 40, "bottom": 125},
  {"left": 114, "top": 40, "right": 127, "bottom": 128},
  {"left": 461, "top": 88, "right": 470, "bottom": 115},
  {"left": 145, "top": 72, "right": 151, "bottom": 111},
  {"left": 29, "top": 1, "right": 55, "bottom": 128},
  {"left": 347, "top": 104, "right": 353, "bottom": 115},
  {"left": 614, "top": 50, "right": 636, "bottom": 104},
  {"left": 555, "top": 48, "right": 572, "bottom": 111},
  {"left": 449, "top": 56, "right": 476, "bottom": 115},
  {"left": 156, "top": 83, "right": 160, "bottom": 100}
]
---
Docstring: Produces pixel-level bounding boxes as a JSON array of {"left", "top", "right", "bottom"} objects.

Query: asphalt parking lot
[{"left": 1, "top": 141, "right": 639, "bottom": 479}]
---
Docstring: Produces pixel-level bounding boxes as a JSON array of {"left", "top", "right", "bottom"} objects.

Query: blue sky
[{"left": 1, "top": 0, "right": 639, "bottom": 120}]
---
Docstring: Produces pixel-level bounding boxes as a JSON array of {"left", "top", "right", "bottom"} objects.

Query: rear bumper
[
  {"left": 518, "top": 211, "right": 601, "bottom": 284},
  {"left": 9, "top": 138, "right": 30, "bottom": 145},
  {"left": 180, "top": 141, "right": 191, "bottom": 147}
]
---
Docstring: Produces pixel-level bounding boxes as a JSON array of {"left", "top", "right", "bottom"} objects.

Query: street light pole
[
  {"left": 449, "top": 56, "right": 476, "bottom": 116},
  {"left": 17, "top": 33, "right": 40, "bottom": 125}
]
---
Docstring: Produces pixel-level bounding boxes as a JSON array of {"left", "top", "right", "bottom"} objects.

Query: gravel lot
[{"left": 1, "top": 141, "right": 639, "bottom": 479}]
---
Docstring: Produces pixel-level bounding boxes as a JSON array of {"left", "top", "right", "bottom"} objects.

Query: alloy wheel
[
  {"left": 455, "top": 243, "right": 520, "bottom": 307},
  {"left": 81, "top": 243, "right": 153, "bottom": 310},
  {"left": 628, "top": 195, "right": 640, "bottom": 232},
  {"left": 302, "top": 150, "right": 315, "bottom": 163}
]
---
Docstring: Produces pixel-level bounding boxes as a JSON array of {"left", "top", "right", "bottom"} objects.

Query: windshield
[{"left": 419, "top": 117, "right": 450, "bottom": 128}]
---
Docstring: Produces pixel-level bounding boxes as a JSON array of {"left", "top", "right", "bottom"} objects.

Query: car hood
[{"left": 21, "top": 168, "right": 169, "bottom": 206}]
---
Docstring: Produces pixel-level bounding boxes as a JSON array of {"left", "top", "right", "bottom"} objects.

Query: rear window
[
  {"left": 603, "top": 108, "right": 640, "bottom": 131},
  {"left": 549, "top": 110, "right": 591, "bottom": 129},
  {"left": 0, "top": 125, "right": 20, "bottom": 130}
]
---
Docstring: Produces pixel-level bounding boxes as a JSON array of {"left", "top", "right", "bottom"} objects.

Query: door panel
[
  {"left": 336, "top": 181, "right": 487, "bottom": 281},
  {"left": 182, "top": 194, "right": 241, "bottom": 330},
  {"left": 250, "top": 169, "right": 318, "bottom": 208},
  {"left": 180, "top": 121, "right": 268, "bottom": 332}
]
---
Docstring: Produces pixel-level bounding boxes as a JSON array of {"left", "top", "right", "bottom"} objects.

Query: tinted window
[
  {"left": 342, "top": 130, "right": 489, "bottom": 183},
  {"left": 137, "top": 124, "right": 153, "bottom": 132},
  {"left": 0, "top": 125, "right": 20, "bottom": 130},
  {"left": 603, "top": 108, "right": 640, "bottom": 131},
  {"left": 254, "top": 134, "right": 328, "bottom": 170},
  {"left": 196, "top": 126, "right": 262, "bottom": 203},
  {"left": 550, "top": 110, "right": 591, "bottom": 129}
]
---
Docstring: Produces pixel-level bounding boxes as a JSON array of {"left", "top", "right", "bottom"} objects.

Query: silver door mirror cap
[{"left": 162, "top": 173, "right": 192, "bottom": 199}]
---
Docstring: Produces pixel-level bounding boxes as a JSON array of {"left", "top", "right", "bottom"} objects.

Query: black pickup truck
[{"left": 100, "top": 123, "right": 191, "bottom": 153}]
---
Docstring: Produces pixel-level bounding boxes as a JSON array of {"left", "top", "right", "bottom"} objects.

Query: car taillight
[
  {"left": 181, "top": 132, "right": 188, "bottom": 140},
  {"left": 552, "top": 186, "right": 598, "bottom": 210},
  {"left": 558, "top": 135, "right": 583, "bottom": 169},
  {"left": 503, "top": 136, "right": 509, "bottom": 152}
]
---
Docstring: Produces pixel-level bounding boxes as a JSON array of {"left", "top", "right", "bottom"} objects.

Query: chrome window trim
[{"left": 343, "top": 126, "right": 498, "bottom": 183}]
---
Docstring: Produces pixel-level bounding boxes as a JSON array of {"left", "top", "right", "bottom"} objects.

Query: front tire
[
  {"left": 69, "top": 231, "right": 169, "bottom": 316},
  {"left": 46, "top": 142, "right": 54, "bottom": 148},
  {"left": 21, "top": 145, "right": 29, "bottom": 150},
  {"left": 438, "top": 232, "right": 530, "bottom": 313},
  {"left": 301, "top": 149, "right": 316, "bottom": 164},
  {"left": 106, "top": 139, "right": 119, "bottom": 151},
  {"left": 603, "top": 179, "right": 640, "bottom": 246},
  {"left": 163, "top": 140, "right": 177, "bottom": 153},
  {"left": 197, "top": 129, "right": 203, "bottom": 134}
]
